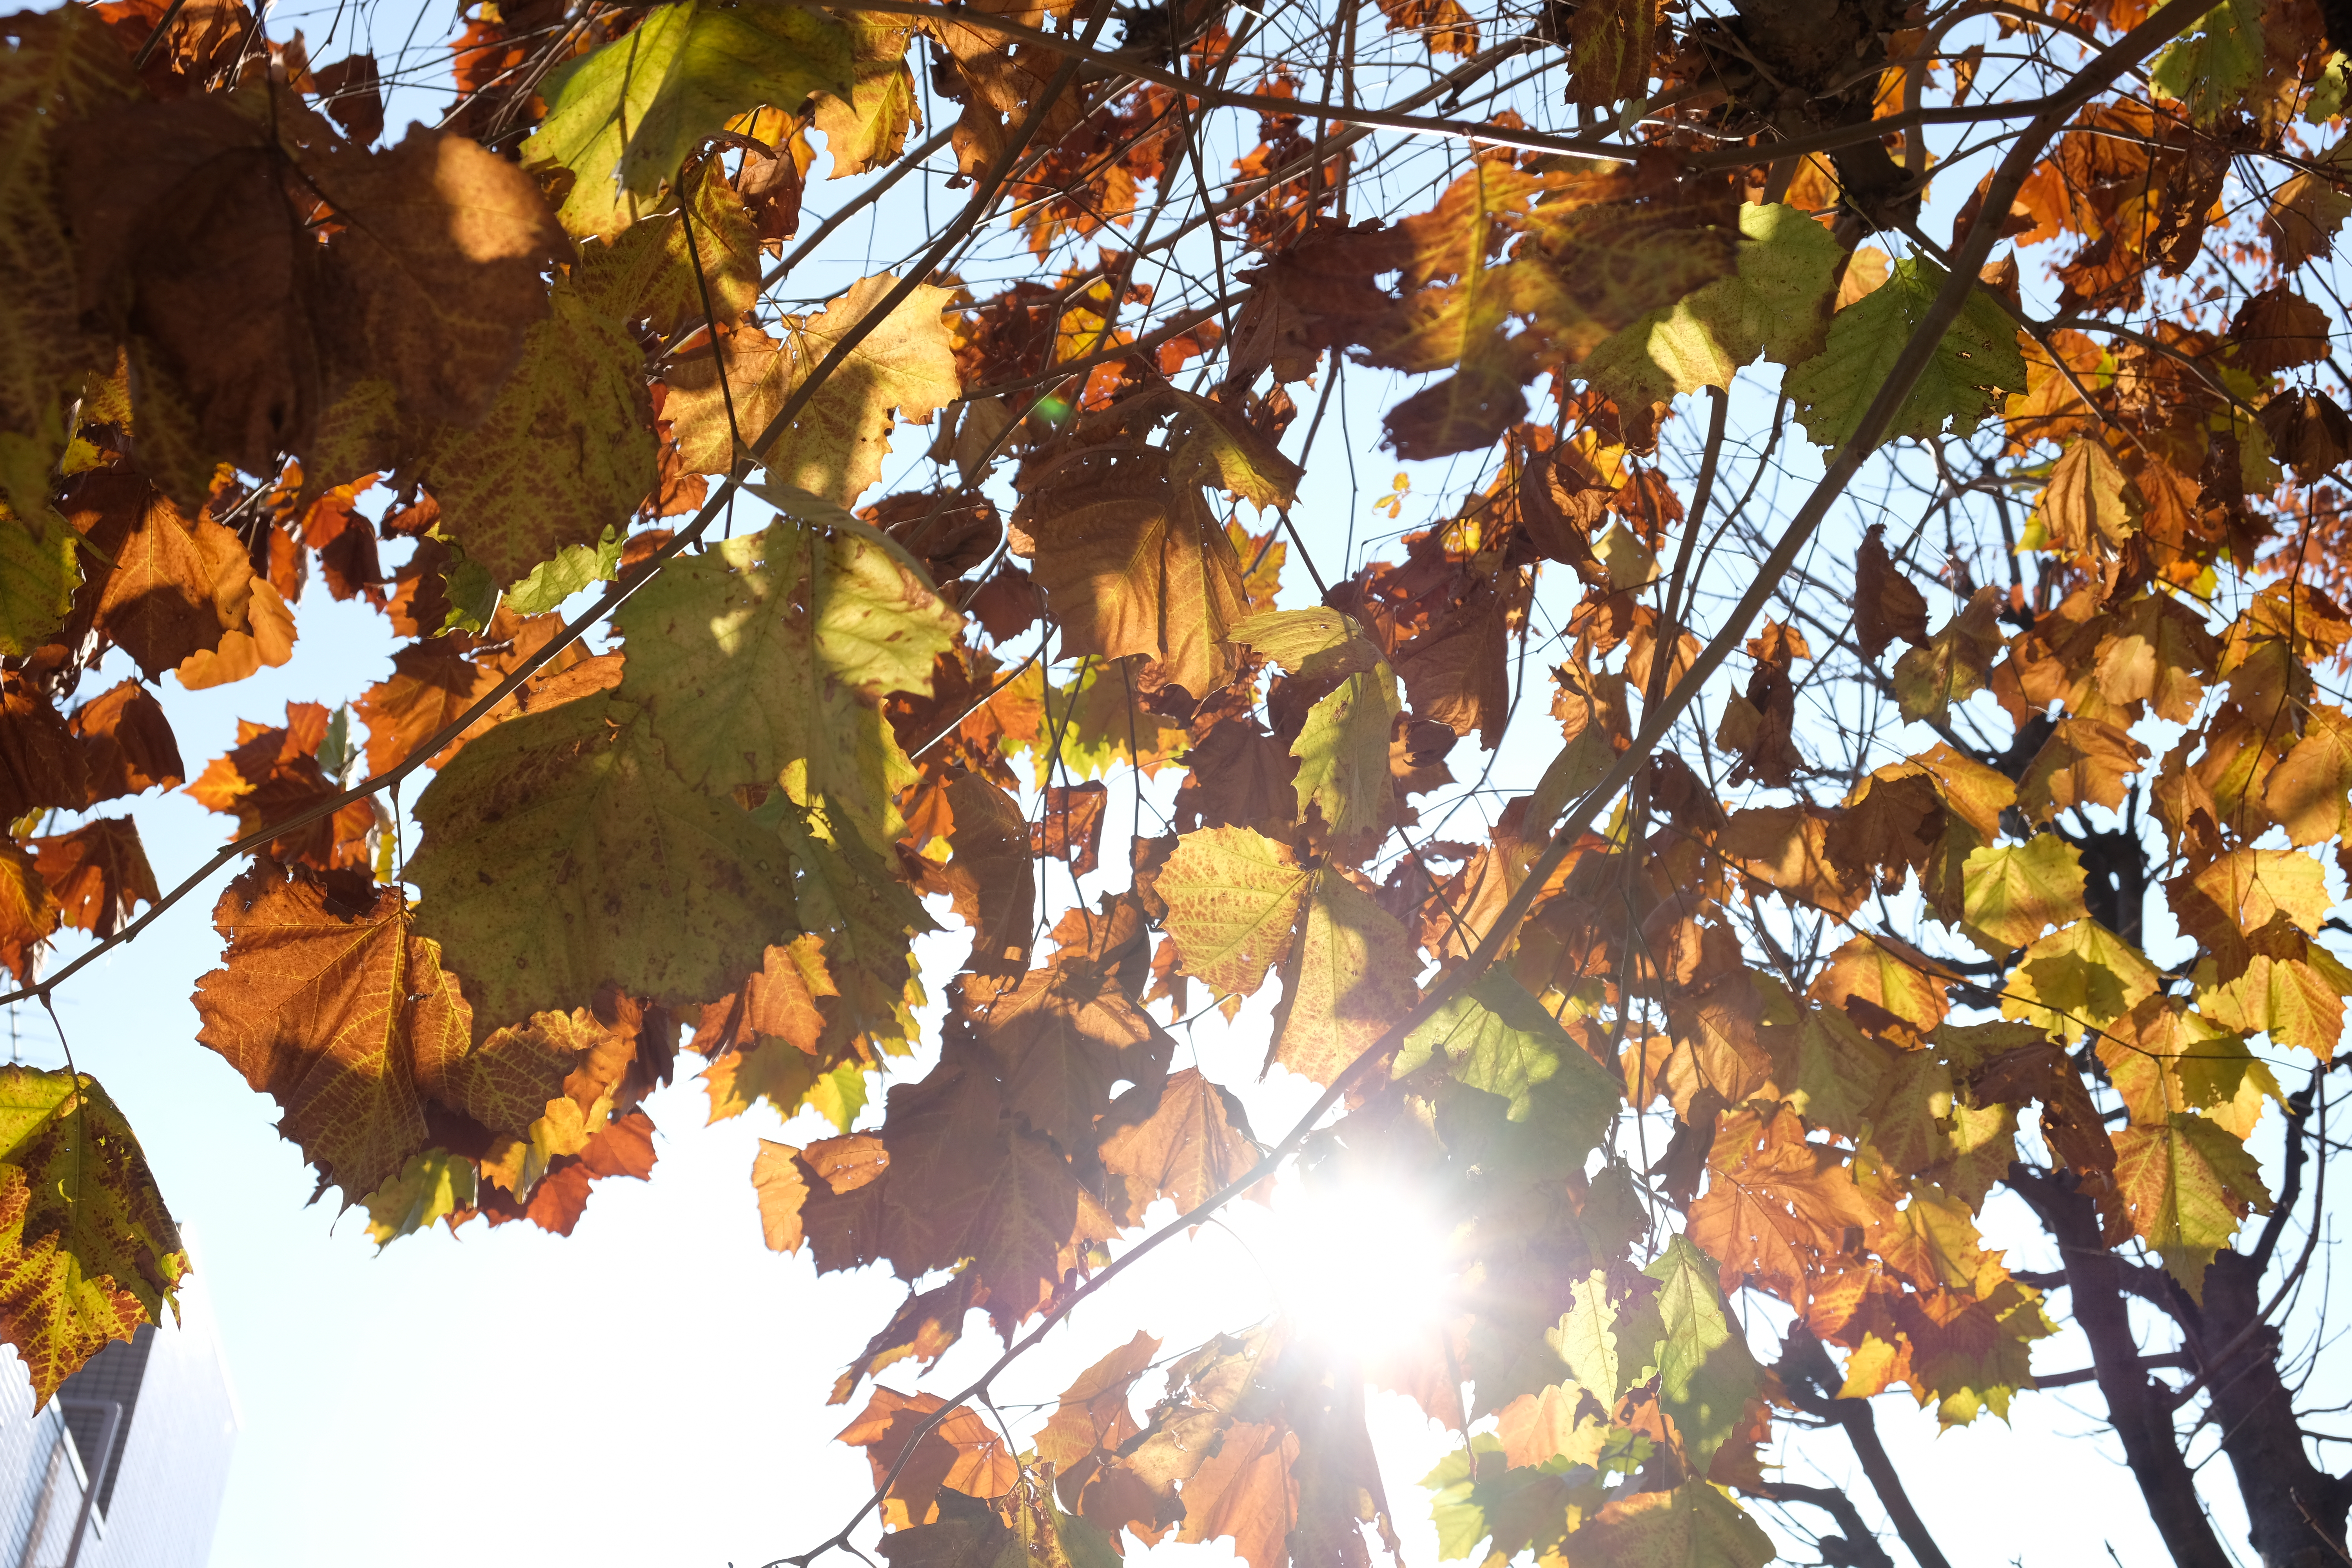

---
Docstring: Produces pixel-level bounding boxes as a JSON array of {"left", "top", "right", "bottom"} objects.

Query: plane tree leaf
[
  {"left": 1230, "top": 609, "right": 1399, "bottom": 848},
  {"left": 1784, "top": 256, "right": 2027, "bottom": 452},
  {"left": 0, "top": 1066, "right": 186, "bottom": 1405},
  {"left": 194, "top": 862, "right": 583, "bottom": 1199},
  {"left": 407, "top": 696, "right": 800, "bottom": 1032},
  {"left": 1398, "top": 971, "right": 1619, "bottom": 1143},
  {"left": 521, "top": 0, "right": 853, "bottom": 238},
  {"left": 1959, "top": 834, "right": 2088, "bottom": 952},
  {"left": 2114, "top": 1112, "right": 2271, "bottom": 1293},
  {"left": 666, "top": 273, "right": 959, "bottom": 506},
  {"left": 615, "top": 508, "right": 957, "bottom": 849}
]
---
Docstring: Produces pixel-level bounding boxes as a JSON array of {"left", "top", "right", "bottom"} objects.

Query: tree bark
[{"left": 2009, "top": 1165, "right": 2234, "bottom": 1568}]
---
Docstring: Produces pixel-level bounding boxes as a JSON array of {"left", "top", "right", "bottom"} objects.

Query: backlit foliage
[{"left": 2, "top": 0, "right": 2352, "bottom": 1561}]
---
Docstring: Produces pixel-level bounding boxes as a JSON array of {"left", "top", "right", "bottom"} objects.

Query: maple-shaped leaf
[
  {"left": 0, "top": 8, "right": 132, "bottom": 516},
  {"left": 615, "top": 507, "right": 955, "bottom": 846},
  {"left": 2199, "top": 951, "right": 2347, "bottom": 1062},
  {"left": 839, "top": 1385, "right": 1018, "bottom": 1527},
  {"left": 930, "top": 775, "right": 1036, "bottom": 976},
  {"left": 0, "top": 1066, "right": 185, "bottom": 1405},
  {"left": 811, "top": 15, "right": 920, "bottom": 180},
  {"left": 0, "top": 678, "right": 90, "bottom": 826},
  {"left": 667, "top": 275, "right": 959, "bottom": 506},
  {"left": 1032, "top": 782, "right": 1109, "bottom": 877},
  {"left": 1230, "top": 608, "right": 1400, "bottom": 848},
  {"left": 0, "top": 840, "right": 59, "bottom": 986},
  {"left": 1958, "top": 835, "right": 2088, "bottom": 953},
  {"left": 359, "top": 1148, "right": 475, "bottom": 1247},
  {"left": 520, "top": 0, "right": 852, "bottom": 238},
  {"left": 2265, "top": 702, "right": 2352, "bottom": 847},
  {"left": 303, "top": 127, "right": 567, "bottom": 438},
  {"left": 30, "top": 818, "right": 157, "bottom": 939},
  {"left": 185, "top": 701, "right": 377, "bottom": 872},
  {"left": 193, "top": 862, "right": 584, "bottom": 1199},
  {"left": 2092, "top": 591, "right": 2215, "bottom": 724},
  {"left": 1719, "top": 803, "right": 1869, "bottom": 918},
  {"left": 2114, "top": 1112, "right": 2270, "bottom": 1295},
  {"left": 2228, "top": 285, "right": 2332, "bottom": 374},
  {"left": 1098, "top": 1068, "right": 1262, "bottom": 1226},
  {"left": 1012, "top": 445, "right": 1251, "bottom": 703},
  {"left": 2149, "top": 0, "right": 2262, "bottom": 122},
  {"left": 2100, "top": 996, "right": 2278, "bottom": 1138},
  {"left": 2001, "top": 919, "right": 2162, "bottom": 1044},
  {"left": 2167, "top": 847, "right": 2333, "bottom": 979},
  {"left": 1687, "top": 1107, "right": 1882, "bottom": 1314},
  {"left": 1397, "top": 972, "right": 1620, "bottom": 1140},
  {"left": 71, "top": 680, "right": 184, "bottom": 802},
  {"left": 2035, "top": 438, "right": 2136, "bottom": 560},
  {"left": 62, "top": 472, "right": 258, "bottom": 681},
  {"left": 1893, "top": 586, "right": 2003, "bottom": 724},
  {"left": 1644, "top": 1232, "right": 1764, "bottom": 1474},
  {"left": 965, "top": 953, "right": 1174, "bottom": 1158},
  {"left": 1582, "top": 200, "right": 1843, "bottom": 408},
  {"left": 407, "top": 695, "right": 799, "bottom": 1032},
  {"left": 1770, "top": 1005, "right": 1893, "bottom": 1138},
  {"left": 574, "top": 160, "right": 762, "bottom": 339},
  {"left": 419, "top": 283, "right": 658, "bottom": 586},
  {"left": 1036, "top": 1329, "right": 1160, "bottom": 1475},
  {"left": 1155, "top": 828, "right": 1418, "bottom": 1085},
  {"left": 1784, "top": 256, "right": 2027, "bottom": 452},
  {"left": 875, "top": 1490, "right": 1024, "bottom": 1568},
  {"left": 2016, "top": 717, "right": 2148, "bottom": 822}
]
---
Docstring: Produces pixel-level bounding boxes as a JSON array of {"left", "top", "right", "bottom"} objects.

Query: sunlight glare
[{"left": 1249, "top": 1166, "right": 1457, "bottom": 1361}]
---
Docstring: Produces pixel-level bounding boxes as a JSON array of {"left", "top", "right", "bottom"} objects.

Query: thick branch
[
  {"left": 1779, "top": 1330, "right": 1956, "bottom": 1568},
  {"left": 2007, "top": 1164, "right": 2232, "bottom": 1568},
  {"left": 1744, "top": 1481, "right": 1897, "bottom": 1568}
]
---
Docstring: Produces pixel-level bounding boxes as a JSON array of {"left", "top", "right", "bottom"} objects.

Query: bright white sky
[{"left": 13, "top": 5, "right": 2347, "bottom": 1566}]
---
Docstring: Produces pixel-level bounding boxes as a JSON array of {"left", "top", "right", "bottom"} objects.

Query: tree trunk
[
  {"left": 2182, "top": 1252, "right": 2351, "bottom": 1568},
  {"left": 2011, "top": 1166, "right": 2235, "bottom": 1568}
]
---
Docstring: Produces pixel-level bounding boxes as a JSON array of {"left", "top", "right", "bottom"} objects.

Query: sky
[{"left": 13, "top": 4, "right": 2350, "bottom": 1566}]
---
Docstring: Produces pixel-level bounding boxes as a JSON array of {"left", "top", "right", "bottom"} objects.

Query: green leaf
[
  {"left": 2115, "top": 1112, "right": 2272, "bottom": 1295},
  {"left": 1550, "top": 1268, "right": 1650, "bottom": 1405},
  {"left": 521, "top": 0, "right": 853, "bottom": 238},
  {"left": 1783, "top": 1007, "right": 1892, "bottom": 1138},
  {"left": 408, "top": 696, "right": 800, "bottom": 1033},
  {"left": 616, "top": 510, "right": 957, "bottom": 853},
  {"left": 1229, "top": 608, "right": 1399, "bottom": 844},
  {"left": 1400, "top": 973, "right": 1619, "bottom": 1146},
  {"left": 0, "top": 1066, "right": 186, "bottom": 1405},
  {"left": 2150, "top": 0, "right": 2265, "bottom": 124},
  {"left": 1643, "top": 1234, "right": 1760, "bottom": 1473},
  {"left": 1581, "top": 201, "right": 1844, "bottom": 407},
  {"left": 1784, "top": 255, "right": 2027, "bottom": 453},
  {"left": 421, "top": 283, "right": 659, "bottom": 586},
  {"left": 0, "top": 504, "right": 80, "bottom": 657},
  {"left": 505, "top": 526, "right": 625, "bottom": 614},
  {"left": 361, "top": 1148, "right": 476, "bottom": 1247},
  {"left": 573, "top": 161, "right": 763, "bottom": 338},
  {"left": 2002, "top": 919, "right": 2164, "bottom": 1044},
  {"left": 1960, "top": 835, "right": 2089, "bottom": 951}
]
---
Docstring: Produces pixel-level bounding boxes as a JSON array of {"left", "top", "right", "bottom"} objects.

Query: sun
[{"left": 1213, "top": 1163, "right": 1461, "bottom": 1363}]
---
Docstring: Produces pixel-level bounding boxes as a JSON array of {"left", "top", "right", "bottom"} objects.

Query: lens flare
[{"left": 1249, "top": 1167, "right": 1457, "bottom": 1361}]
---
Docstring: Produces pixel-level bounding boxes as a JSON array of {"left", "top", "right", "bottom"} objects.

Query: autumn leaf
[
  {"left": 811, "top": 15, "right": 921, "bottom": 179},
  {"left": 2114, "top": 1112, "right": 2270, "bottom": 1294},
  {"left": 1570, "top": 1479, "right": 1773, "bottom": 1568},
  {"left": 0, "top": 841, "right": 60, "bottom": 986},
  {"left": 1155, "top": 828, "right": 1418, "bottom": 1085},
  {"left": 1098, "top": 1068, "right": 1261, "bottom": 1225},
  {"left": 1013, "top": 445, "right": 1252, "bottom": 702},
  {"left": 574, "top": 160, "right": 762, "bottom": 339},
  {"left": 520, "top": 0, "right": 852, "bottom": 238},
  {"left": 407, "top": 696, "right": 800, "bottom": 1032},
  {"left": 1397, "top": 971, "right": 1619, "bottom": 1140},
  {"left": 1230, "top": 608, "right": 1400, "bottom": 848},
  {"left": 0, "top": 1067, "right": 186, "bottom": 1405},
  {"left": 2002, "top": 919, "right": 2163, "bottom": 1044},
  {"left": 0, "top": 506, "right": 78, "bottom": 659},
  {"left": 1581, "top": 200, "right": 1843, "bottom": 407},
  {"left": 63, "top": 472, "right": 257, "bottom": 682},
  {"left": 0, "top": 7, "right": 133, "bottom": 517},
  {"left": 1785, "top": 256, "right": 2027, "bottom": 452},
  {"left": 1893, "top": 587, "right": 2004, "bottom": 724},
  {"left": 1959, "top": 835, "right": 2089, "bottom": 952},
  {"left": 193, "top": 862, "right": 584, "bottom": 1199},
  {"left": 2016, "top": 717, "right": 2148, "bottom": 822},
  {"left": 419, "top": 283, "right": 659, "bottom": 586},
  {"left": 30, "top": 818, "right": 158, "bottom": 939},
  {"left": 666, "top": 274, "right": 960, "bottom": 506},
  {"left": 838, "top": 1385, "right": 1017, "bottom": 1526},
  {"left": 1644, "top": 1232, "right": 1764, "bottom": 1473},
  {"left": 71, "top": 680, "right": 184, "bottom": 802},
  {"left": 966, "top": 951, "right": 1174, "bottom": 1157},
  {"left": 2034, "top": 439, "right": 2135, "bottom": 559},
  {"left": 934, "top": 775, "right": 1037, "bottom": 976},
  {"left": 616, "top": 507, "right": 956, "bottom": 850},
  {"left": 1854, "top": 522, "right": 1931, "bottom": 659}
]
